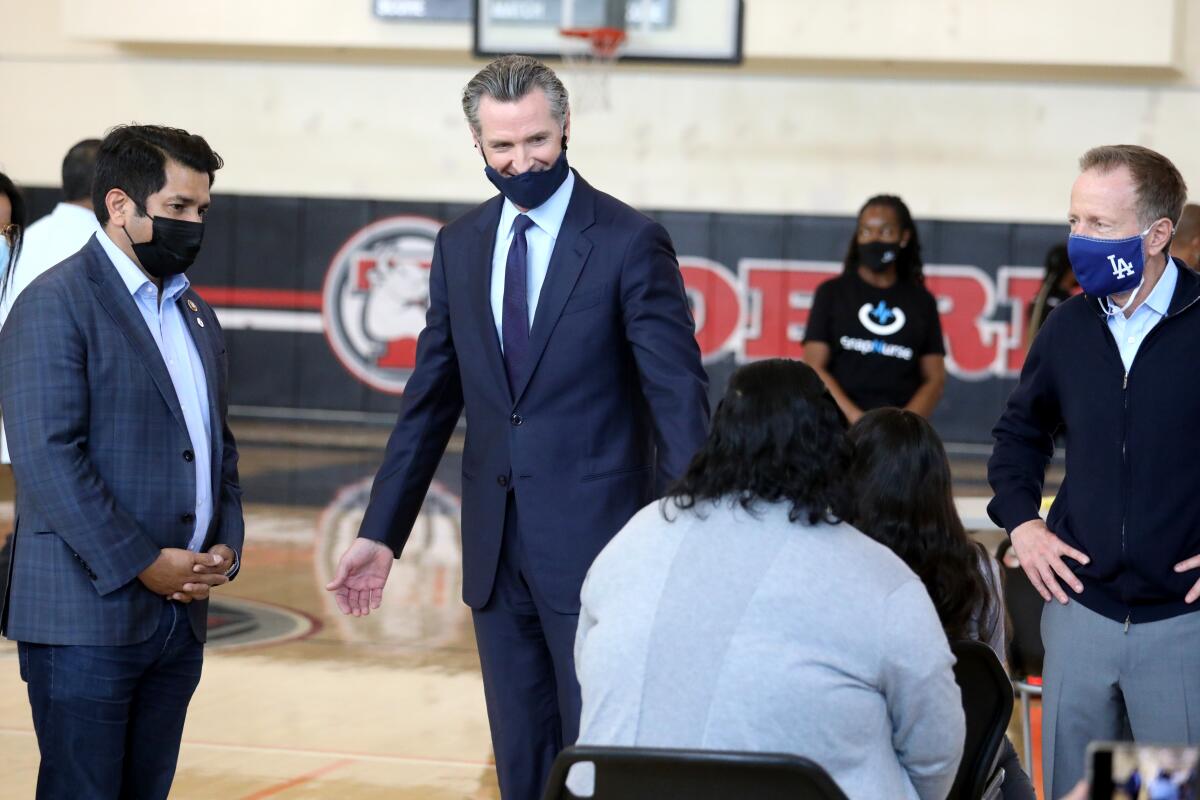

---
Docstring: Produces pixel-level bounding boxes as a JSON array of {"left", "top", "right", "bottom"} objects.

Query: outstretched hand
[{"left": 325, "top": 538, "right": 395, "bottom": 616}]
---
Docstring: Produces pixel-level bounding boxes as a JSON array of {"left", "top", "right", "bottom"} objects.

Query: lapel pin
[
  {"left": 196, "top": 317, "right": 205, "bottom": 328},
  {"left": 187, "top": 299, "right": 199, "bottom": 312}
]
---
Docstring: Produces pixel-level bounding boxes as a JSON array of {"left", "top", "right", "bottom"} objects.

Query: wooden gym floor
[{"left": 0, "top": 419, "right": 1054, "bottom": 799}]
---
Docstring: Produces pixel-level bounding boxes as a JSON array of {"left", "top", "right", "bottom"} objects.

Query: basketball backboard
[{"left": 472, "top": 0, "right": 744, "bottom": 64}]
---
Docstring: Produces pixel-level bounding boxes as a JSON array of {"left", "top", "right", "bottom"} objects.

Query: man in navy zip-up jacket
[{"left": 988, "top": 145, "right": 1195, "bottom": 800}]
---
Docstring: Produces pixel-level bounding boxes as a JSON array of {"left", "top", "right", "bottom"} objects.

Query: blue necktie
[{"left": 502, "top": 214, "right": 535, "bottom": 393}]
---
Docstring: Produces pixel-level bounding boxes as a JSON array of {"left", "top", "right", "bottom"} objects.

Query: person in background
[
  {"left": 848, "top": 407, "right": 1036, "bottom": 800},
  {"left": 1174, "top": 204, "right": 1200, "bottom": 271},
  {"left": 804, "top": 194, "right": 946, "bottom": 423},
  {"left": 1027, "top": 243, "right": 1078, "bottom": 343},
  {"left": 0, "top": 138, "right": 102, "bottom": 464},
  {"left": 1, "top": 139, "right": 102, "bottom": 321},
  {"left": 573, "top": 359, "right": 964, "bottom": 800},
  {"left": 0, "top": 172, "right": 25, "bottom": 288},
  {"left": 0, "top": 171, "right": 26, "bottom": 606}
]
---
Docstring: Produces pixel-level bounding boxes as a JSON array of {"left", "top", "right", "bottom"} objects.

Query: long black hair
[
  {"left": 842, "top": 194, "right": 925, "bottom": 284},
  {"left": 0, "top": 172, "right": 27, "bottom": 306},
  {"left": 665, "top": 358, "right": 852, "bottom": 525},
  {"left": 847, "top": 408, "right": 997, "bottom": 644}
]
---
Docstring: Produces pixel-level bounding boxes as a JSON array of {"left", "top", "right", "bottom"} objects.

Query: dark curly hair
[
  {"left": 842, "top": 194, "right": 925, "bottom": 284},
  {"left": 847, "top": 408, "right": 998, "bottom": 644},
  {"left": 664, "top": 359, "right": 852, "bottom": 526}
]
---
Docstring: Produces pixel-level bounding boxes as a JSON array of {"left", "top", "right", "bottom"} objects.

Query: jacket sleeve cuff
[
  {"left": 987, "top": 494, "right": 1042, "bottom": 536},
  {"left": 91, "top": 536, "right": 162, "bottom": 597}
]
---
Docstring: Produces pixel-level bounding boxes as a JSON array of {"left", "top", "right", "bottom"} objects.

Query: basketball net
[{"left": 559, "top": 27, "right": 626, "bottom": 113}]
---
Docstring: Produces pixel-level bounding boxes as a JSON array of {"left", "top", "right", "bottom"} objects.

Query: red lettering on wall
[
  {"left": 740, "top": 259, "right": 839, "bottom": 360},
  {"left": 377, "top": 339, "right": 418, "bottom": 368},
  {"left": 997, "top": 267, "right": 1046, "bottom": 375},
  {"left": 679, "top": 257, "right": 743, "bottom": 362},
  {"left": 925, "top": 266, "right": 1004, "bottom": 380}
]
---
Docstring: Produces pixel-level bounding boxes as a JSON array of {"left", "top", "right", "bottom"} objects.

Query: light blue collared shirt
[
  {"left": 490, "top": 170, "right": 577, "bottom": 348},
  {"left": 1106, "top": 257, "right": 1179, "bottom": 373},
  {"left": 97, "top": 231, "right": 213, "bottom": 551}
]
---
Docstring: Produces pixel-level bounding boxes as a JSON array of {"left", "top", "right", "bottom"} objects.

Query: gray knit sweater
[{"left": 573, "top": 498, "right": 966, "bottom": 800}]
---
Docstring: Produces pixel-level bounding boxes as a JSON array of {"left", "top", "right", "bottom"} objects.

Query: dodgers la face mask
[{"left": 1067, "top": 226, "right": 1152, "bottom": 300}]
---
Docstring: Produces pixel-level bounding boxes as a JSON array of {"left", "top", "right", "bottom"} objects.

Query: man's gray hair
[{"left": 462, "top": 55, "right": 570, "bottom": 139}]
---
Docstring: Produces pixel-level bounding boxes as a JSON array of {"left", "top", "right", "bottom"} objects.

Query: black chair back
[
  {"left": 541, "top": 745, "right": 849, "bottom": 800},
  {"left": 948, "top": 640, "right": 1015, "bottom": 799}
]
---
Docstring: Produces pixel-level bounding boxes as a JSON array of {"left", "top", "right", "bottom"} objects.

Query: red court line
[
  {"left": 194, "top": 286, "right": 323, "bottom": 310},
  {"left": 0, "top": 725, "right": 492, "bottom": 768},
  {"left": 239, "top": 757, "right": 354, "bottom": 800}
]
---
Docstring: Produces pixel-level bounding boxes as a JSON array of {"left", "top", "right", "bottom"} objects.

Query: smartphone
[{"left": 1087, "top": 741, "right": 1200, "bottom": 799}]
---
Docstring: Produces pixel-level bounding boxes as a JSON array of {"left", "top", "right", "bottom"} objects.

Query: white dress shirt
[
  {"left": 490, "top": 170, "right": 577, "bottom": 348},
  {"left": 0, "top": 203, "right": 102, "bottom": 462},
  {"left": 97, "top": 231, "right": 214, "bottom": 552},
  {"left": 1106, "top": 257, "right": 1179, "bottom": 373}
]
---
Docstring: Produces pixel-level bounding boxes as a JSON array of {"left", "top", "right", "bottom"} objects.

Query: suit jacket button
[
  {"left": 181, "top": 512, "right": 196, "bottom": 524},
  {"left": 510, "top": 413, "right": 523, "bottom": 426},
  {"left": 182, "top": 449, "right": 194, "bottom": 462},
  {"left": 497, "top": 475, "right": 508, "bottom": 487}
]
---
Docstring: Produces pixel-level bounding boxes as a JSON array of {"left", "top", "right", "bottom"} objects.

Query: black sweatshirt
[{"left": 988, "top": 260, "right": 1200, "bottom": 624}]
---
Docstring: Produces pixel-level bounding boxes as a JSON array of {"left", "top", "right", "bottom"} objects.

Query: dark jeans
[{"left": 18, "top": 600, "right": 204, "bottom": 800}]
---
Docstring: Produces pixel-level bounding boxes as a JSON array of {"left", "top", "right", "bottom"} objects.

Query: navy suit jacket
[
  {"left": 358, "top": 173, "right": 709, "bottom": 612},
  {"left": 0, "top": 235, "right": 244, "bottom": 645}
]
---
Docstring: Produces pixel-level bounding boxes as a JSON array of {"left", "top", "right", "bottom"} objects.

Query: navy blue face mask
[
  {"left": 482, "top": 141, "right": 570, "bottom": 210},
  {"left": 1067, "top": 225, "right": 1152, "bottom": 315}
]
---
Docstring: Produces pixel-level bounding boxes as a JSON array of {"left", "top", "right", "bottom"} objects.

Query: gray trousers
[{"left": 1041, "top": 599, "right": 1200, "bottom": 799}]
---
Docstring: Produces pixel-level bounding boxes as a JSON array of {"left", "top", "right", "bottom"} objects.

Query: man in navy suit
[
  {"left": 0, "top": 125, "right": 244, "bottom": 799},
  {"left": 327, "top": 55, "right": 709, "bottom": 798}
]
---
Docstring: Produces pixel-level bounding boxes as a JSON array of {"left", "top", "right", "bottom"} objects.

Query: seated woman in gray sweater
[
  {"left": 847, "top": 408, "right": 1036, "bottom": 800},
  {"left": 573, "top": 359, "right": 965, "bottom": 800}
]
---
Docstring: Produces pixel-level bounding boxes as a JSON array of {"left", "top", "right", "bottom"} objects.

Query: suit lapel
[
  {"left": 177, "top": 289, "right": 222, "bottom": 481},
  {"left": 469, "top": 196, "right": 513, "bottom": 406},
  {"left": 84, "top": 237, "right": 188, "bottom": 435},
  {"left": 512, "top": 176, "right": 596, "bottom": 403}
]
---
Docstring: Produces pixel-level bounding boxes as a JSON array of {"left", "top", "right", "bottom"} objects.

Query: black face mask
[
  {"left": 481, "top": 137, "right": 570, "bottom": 210},
  {"left": 123, "top": 206, "right": 204, "bottom": 278},
  {"left": 859, "top": 240, "right": 902, "bottom": 273}
]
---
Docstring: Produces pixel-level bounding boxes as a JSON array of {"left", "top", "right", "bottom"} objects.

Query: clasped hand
[{"left": 138, "top": 546, "right": 234, "bottom": 603}]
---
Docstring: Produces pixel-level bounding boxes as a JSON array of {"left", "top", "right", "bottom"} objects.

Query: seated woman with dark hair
[
  {"left": 572, "top": 359, "right": 965, "bottom": 800},
  {"left": 847, "top": 408, "right": 1036, "bottom": 800}
]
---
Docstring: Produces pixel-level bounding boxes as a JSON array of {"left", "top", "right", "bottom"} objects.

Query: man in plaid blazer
[{"left": 0, "top": 125, "right": 244, "bottom": 800}]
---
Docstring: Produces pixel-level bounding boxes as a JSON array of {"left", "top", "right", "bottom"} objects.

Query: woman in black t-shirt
[{"left": 803, "top": 194, "right": 946, "bottom": 423}]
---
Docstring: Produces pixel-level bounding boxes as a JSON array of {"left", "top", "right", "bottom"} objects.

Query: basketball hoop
[{"left": 559, "top": 26, "right": 626, "bottom": 113}]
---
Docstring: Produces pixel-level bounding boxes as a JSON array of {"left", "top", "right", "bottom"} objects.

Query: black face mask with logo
[
  {"left": 122, "top": 203, "right": 205, "bottom": 278},
  {"left": 859, "top": 241, "right": 903, "bottom": 273}
]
